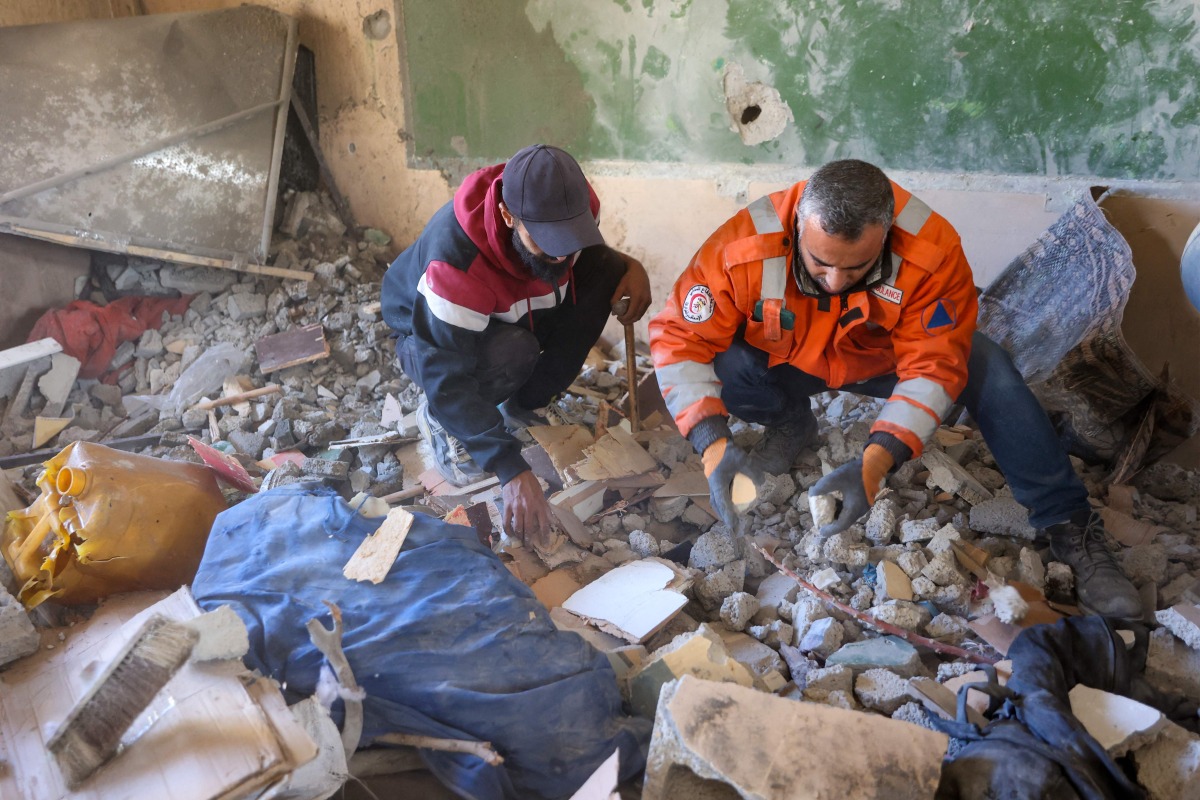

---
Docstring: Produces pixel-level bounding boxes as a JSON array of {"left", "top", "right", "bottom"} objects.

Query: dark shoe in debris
[
  {"left": 749, "top": 409, "right": 819, "bottom": 475},
  {"left": 1047, "top": 509, "right": 1143, "bottom": 621},
  {"left": 416, "top": 399, "right": 487, "bottom": 487}
]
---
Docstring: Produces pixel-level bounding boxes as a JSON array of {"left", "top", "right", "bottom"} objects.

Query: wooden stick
[
  {"left": 380, "top": 485, "right": 426, "bottom": 504},
  {"left": 753, "top": 543, "right": 998, "bottom": 665},
  {"left": 192, "top": 384, "right": 281, "bottom": 410},
  {"left": 374, "top": 733, "right": 504, "bottom": 766}
]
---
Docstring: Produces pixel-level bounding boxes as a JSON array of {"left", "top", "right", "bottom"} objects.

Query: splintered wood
[
  {"left": 568, "top": 426, "right": 658, "bottom": 483},
  {"left": 343, "top": 507, "right": 414, "bottom": 584}
]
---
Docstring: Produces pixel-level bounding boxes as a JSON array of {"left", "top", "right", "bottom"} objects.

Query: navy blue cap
[{"left": 501, "top": 144, "right": 604, "bottom": 258}]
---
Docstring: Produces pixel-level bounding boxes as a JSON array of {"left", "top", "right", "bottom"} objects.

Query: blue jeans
[{"left": 712, "top": 331, "right": 1088, "bottom": 528}]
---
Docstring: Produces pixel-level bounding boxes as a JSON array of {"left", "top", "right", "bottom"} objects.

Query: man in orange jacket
[{"left": 649, "top": 159, "right": 1141, "bottom": 621}]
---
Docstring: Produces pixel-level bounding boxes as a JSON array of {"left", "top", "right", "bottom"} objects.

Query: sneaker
[
  {"left": 749, "top": 409, "right": 819, "bottom": 475},
  {"left": 416, "top": 399, "right": 487, "bottom": 487},
  {"left": 1047, "top": 509, "right": 1143, "bottom": 621}
]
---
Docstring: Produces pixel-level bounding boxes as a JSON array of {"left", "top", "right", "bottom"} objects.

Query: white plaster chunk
[
  {"left": 1154, "top": 604, "right": 1200, "bottom": 652},
  {"left": 36, "top": 352, "right": 81, "bottom": 409},
  {"left": 989, "top": 584, "right": 1029, "bottom": 625},
  {"left": 810, "top": 567, "right": 842, "bottom": 592},
  {"left": 0, "top": 586, "right": 39, "bottom": 667},
  {"left": 184, "top": 605, "right": 250, "bottom": 662},
  {"left": 1068, "top": 684, "right": 1167, "bottom": 758},
  {"left": 900, "top": 518, "right": 941, "bottom": 544},
  {"left": 809, "top": 492, "right": 838, "bottom": 530}
]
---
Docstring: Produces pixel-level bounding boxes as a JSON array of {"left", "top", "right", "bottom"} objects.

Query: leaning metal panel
[{"left": 0, "top": 5, "right": 297, "bottom": 264}]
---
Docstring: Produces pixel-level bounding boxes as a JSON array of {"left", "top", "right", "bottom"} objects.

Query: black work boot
[
  {"left": 1047, "top": 509, "right": 1143, "bottom": 621},
  {"left": 749, "top": 408, "right": 819, "bottom": 475}
]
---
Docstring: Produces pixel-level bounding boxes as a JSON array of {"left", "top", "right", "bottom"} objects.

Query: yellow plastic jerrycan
[{"left": 2, "top": 441, "right": 227, "bottom": 607}]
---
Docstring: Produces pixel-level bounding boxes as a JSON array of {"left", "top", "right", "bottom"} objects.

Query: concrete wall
[{"left": 3, "top": 0, "right": 1196, "bottom": 463}]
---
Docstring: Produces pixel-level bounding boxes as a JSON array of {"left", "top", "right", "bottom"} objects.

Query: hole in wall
[
  {"left": 740, "top": 105, "right": 761, "bottom": 125},
  {"left": 362, "top": 10, "right": 391, "bottom": 40}
]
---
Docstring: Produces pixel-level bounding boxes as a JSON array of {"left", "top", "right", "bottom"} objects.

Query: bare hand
[
  {"left": 501, "top": 470, "right": 553, "bottom": 547},
  {"left": 610, "top": 253, "right": 653, "bottom": 324}
]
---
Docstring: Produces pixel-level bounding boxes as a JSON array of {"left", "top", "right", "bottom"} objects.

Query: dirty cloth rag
[
  {"left": 27, "top": 295, "right": 192, "bottom": 379},
  {"left": 190, "top": 485, "right": 649, "bottom": 800}
]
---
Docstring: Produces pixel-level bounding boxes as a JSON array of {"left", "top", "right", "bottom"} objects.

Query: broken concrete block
[
  {"left": 1046, "top": 561, "right": 1075, "bottom": 603},
  {"left": 824, "top": 531, "right": 869, "bottom": 568},
  {"left": 628, "top": 529, "right": 660, "bottom": 559},
  {"left": 897, "top": 549, "right": 929, "bottom": 578},
  {"left": 563, "top": 559, "right": 688, "bottom": 644},
  {"left": 798, "top": 617, "right": 844, "bottom": 658},
  {"left": 1017, "top": 547, "right": 1046, "bottom": 591},
  {"left": 969, "top": 496, "right": 1038, "bottom": 539},
  {"left": 1068, "top": 684, "right": 1167, "bottom": 758},
  {"left": 1155, "top": 604, "right": 1200, "bottom": 651},
  {"left": 227, "top": 292, "right": 267, "bottom": 321},
  {"left": 921, "top": 551, "right": 967, "bottom": 587},
  {"left": 688, "top": 529, "right": 738, "bottom": 571},
  {"left": 1121, "top": 544, "right": 1169, "bottom": 588},
  {"left": 922, "top": 449, "right": 993, "bottom": 505},
  {"left": 0, "top": 586, "right": 39, "bottom": 667},
  {"left": 301, "top": 457, "right": 349, "bottom": 481},
  {"left": 802, "top": 663, "right": 854, "bottom": 702},
  {"left": 899, "top": 518, "right": 940, "bottom": 544},
  {"left": 869, "top": 600, "right": 931, "bottom": 632},
  {"left": 865, "top": 497, "right": 900, "bottom": 544},
  {"left": 925, "top": 613, "right": 969, "bottom": 643},
  {"left": 628, "top": 625, "right": 754, "bottom": 718},
  {"left": 826, "top": 636, "right": 922, "bottom": 677},
  {"left": 746, "top": 619, "right": 793, "bottom": 651},
  {"left": 650, "top": 494, "right": 689, "bottom": 523},
  {"left": 719, "top": 592, "right": 760, "bottom": 631},
  {"left": 1146, "top": 628, "right": 1200, "bottom": 700},
  {"left": 925, "top": 524, "right": 963, "bottom": 556},
  {"left": 1132, "top": 721, "right": 1200, "bottom": 800},
  {"left": 643, "top": 675, "right": 947, "bottom": 800},
  {"left": 755, "top": 571, "right": 799, "bottom": 613},
  {"left": 855, "top": 668, "right": 912, "bottom": 715},
  {"left": 789, "top": 595, "right": 830, "bottom": 642},
  {"left": 694, "top": 561, "right": 746, "bottom": 611}
]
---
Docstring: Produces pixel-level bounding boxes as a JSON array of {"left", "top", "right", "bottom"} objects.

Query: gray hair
[{"left": 796, "top": 159, "right": 894, "bottom": 239}]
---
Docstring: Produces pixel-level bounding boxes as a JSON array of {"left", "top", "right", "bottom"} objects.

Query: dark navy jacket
[{"left": 381, "top": 163, "right": 600, "bottom": 483}]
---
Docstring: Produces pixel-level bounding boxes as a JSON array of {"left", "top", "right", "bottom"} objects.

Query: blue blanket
[{"left": 191, "top": 486, "right": 649, "bottom": 799}]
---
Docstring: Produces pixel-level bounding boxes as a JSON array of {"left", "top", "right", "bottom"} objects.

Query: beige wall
[{"left": 4, "top": 0, "right": 1197, "bottom": 463}]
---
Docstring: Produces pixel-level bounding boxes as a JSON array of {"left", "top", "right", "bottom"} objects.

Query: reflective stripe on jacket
[{"left": 648, "top": 180, "right": 978, "bottom": 458}]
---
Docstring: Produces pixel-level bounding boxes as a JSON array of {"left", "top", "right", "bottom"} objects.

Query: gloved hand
[
  {"left": 810, "top": 443, "right": 894, "bottom": 537},
  {"left": 701, "top": 438, "right": 764, "bottom": 532}
]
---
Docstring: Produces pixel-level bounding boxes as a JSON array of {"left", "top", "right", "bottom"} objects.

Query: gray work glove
[
  {"left": 689, "top": 416, "right": 764, "bottom": 533},
  {"left": 810, "top": 458, "right": 869, "bottom": 537}
]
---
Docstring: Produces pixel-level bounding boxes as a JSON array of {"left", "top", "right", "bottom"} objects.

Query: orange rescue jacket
[{"left": 648, "top": 180, "right": 978, "bottom": 458}]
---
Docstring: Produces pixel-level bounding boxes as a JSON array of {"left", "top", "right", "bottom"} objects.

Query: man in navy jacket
[{"left": 383, "top": 145, "right": 652, "bottom": 544}]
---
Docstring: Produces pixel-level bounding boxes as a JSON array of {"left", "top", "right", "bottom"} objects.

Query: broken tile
[{"left": 562, "top": 559, "right": 688, "bottom": 644}]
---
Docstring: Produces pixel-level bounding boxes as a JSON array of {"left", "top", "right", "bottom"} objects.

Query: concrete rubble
[{"left": 0, "top": 187, "right": 1198, "bottom": 798}]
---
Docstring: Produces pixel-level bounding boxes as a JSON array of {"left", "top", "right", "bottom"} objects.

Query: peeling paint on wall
[{"left": 406, "top": 0, "right": 1200, "bottom": 181}]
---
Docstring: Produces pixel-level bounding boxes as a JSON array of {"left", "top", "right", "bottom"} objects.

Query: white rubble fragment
[
  {"left": 1068, "top": 684, "right": 1167, "bottom": 758},
  {"left": 854, "top": 668, "right": 912, "bottom": 715},
  {"left": 989, "top": 584, "right": 1029, "bottom": 625},
  {"left": 1155, "top": 604, "right": 1200, "bottom": 651},
  {"left": 809, "top": 493, "right": 837, "bottom": 529}
]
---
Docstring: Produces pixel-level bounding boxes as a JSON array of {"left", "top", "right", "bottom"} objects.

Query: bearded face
[{"left": 511, "top": 226, "right": 571, "bottom": 285}]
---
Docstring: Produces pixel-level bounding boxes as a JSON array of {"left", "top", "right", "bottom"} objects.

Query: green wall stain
[
  {"left": 405, "top": 0, "right": 1200, "bottom": 180},
  {"left": 642, "top": 45, "right": 670, "bottom": 79}
]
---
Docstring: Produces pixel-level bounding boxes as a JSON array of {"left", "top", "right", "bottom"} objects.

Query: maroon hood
[{"left": 452, "top": 163, "right": 530, "bottom": 281}]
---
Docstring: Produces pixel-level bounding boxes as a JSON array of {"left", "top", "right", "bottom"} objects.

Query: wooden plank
[
  {"left": 254, "top": 324, "right": 329, "bottom": 374},
  {"left": 7, "top": 226, "right": 314, "bottom": 282},
  {"left": 0, "top": 337, "right": 61, "bottom": 373},
  {"left": 343, "top": 507, "right": 415, "bottom": 584},
  {"left": 528, "top": 425, "right": 594, "bottom": 482},
  {"left": 288, "top": 94, "right": 355, "bottom": 229},
  {"left": 0, "top": 433, "right": 161, "bottom": 469}
]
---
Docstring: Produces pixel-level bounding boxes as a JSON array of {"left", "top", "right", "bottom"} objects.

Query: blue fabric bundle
[{"left": 191, "top": 485, "right": 649, "bottom": 799}]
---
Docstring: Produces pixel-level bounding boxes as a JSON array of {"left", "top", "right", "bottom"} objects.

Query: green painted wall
[{"left": 402, "top": 0, "right": 1200, "bottom": 180}]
